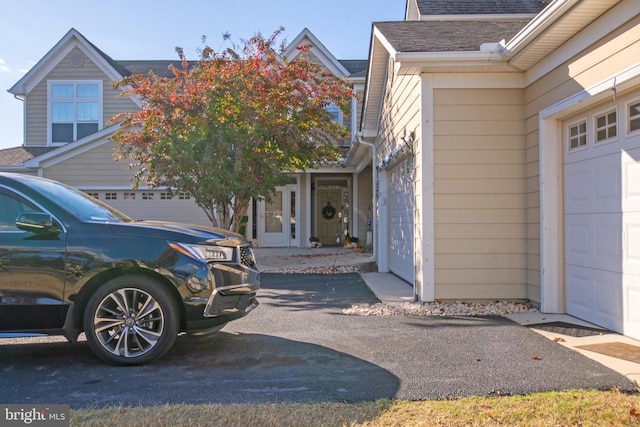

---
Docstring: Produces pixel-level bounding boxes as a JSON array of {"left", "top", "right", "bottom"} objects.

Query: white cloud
[{"left": 0, "top": 58, "right": 10, "bottom": 73}]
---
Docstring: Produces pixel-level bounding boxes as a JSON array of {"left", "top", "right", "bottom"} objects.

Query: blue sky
[{"left": 0, "top": 0, "right": 403, "bottom": 149}]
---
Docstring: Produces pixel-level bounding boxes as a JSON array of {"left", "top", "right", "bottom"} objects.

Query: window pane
[
  {"left": 325, "top": 105, "right": 341, "bottom": 124},
  {"left": 77, "top": 123, "right": 98, "bottom": 139},
  {"left": 52, "top": 102, "right": 74, "bottom": 122},
  {"left": 77, "top": 84, "right": 99, "bottom": 98},
  {"left": 630, "top": 103, "right": 640, "bottom": 132},
  {"left": 52, "top": 123, "right": 73, "bottom": 142},
  {"left": 569, "top": 120, "right": 587, "bottom": 150},
  {"left": 51, "top": 84, "right": 74, "bottom": 98},
  {"left": 77, "top": 102, "right": 98, "bottom": 121},
  {"left": 265, "top": 191, "right": 283, "bottom": 233}
]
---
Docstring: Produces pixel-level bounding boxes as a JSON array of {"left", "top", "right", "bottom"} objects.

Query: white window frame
[
  {"left": 627, "top": 98, "right": 640, "bottom": 136},
  {"left": 47, "top": 80, "right": 103, "bottom": 146},
  {"left": 566, "top": 118, "right": 588, "bottom": 152},
  {"left": 593, "top": 107, "right": 618, "bottom": 145}
]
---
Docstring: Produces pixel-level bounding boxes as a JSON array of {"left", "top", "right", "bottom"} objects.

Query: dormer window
[{"left": 49, "top": 80, "right": 102, "bottom": 145}]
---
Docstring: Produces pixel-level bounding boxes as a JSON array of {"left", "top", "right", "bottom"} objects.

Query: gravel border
[{"left": 343, "top": 301, "right": 539, "bottom": 316}]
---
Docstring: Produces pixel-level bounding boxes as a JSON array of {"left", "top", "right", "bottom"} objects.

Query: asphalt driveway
[{"left": 0, "top": 273, "right": 635, "bottom": 408}]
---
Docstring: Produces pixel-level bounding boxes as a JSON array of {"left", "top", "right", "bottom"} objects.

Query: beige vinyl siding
[
  {"left": 433, "top": 88, "right": 526, "bottom": 300},
  {"left": 24, "top": 81, "right": 48, "bottom": 146},
  {"left": 43, "top": 140, "right": 136, "bottom": 187},
  {"left": 24, "top": 47, "right": 139, "bottom": 147},
  {"left": 356, "top": 166, "right": 373, "bottom": 242},
  {"left": 375, "top": 64, "right": 421, "bottom": 283},
  {"left": 523, "top": 11, "right": 640, "bottom": 305}
]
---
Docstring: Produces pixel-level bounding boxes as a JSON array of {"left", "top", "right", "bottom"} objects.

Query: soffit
[{"left": 507, "top": 0, "right": 623, "bottom": 71}]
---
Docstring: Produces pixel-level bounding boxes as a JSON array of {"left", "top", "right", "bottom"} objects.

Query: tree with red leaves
[{"left": 111, "top": 28, "right": 354, "bottom": 231}]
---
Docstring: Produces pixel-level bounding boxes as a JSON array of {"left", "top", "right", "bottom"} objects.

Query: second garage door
[
  {"left": 388, "top": 159, "right": 414, "bottom": 283},
  {"left": 87, "top": 190, "right": 211, "bottom": 225}
]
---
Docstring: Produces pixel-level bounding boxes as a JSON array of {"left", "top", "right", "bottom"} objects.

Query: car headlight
[{"left": 168, "top": 242, "right": 234, "bottom": 262}]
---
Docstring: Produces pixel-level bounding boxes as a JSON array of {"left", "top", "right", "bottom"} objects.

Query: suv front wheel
[{"left": 83, "top": 275, "right": 179, "bottom": 365}]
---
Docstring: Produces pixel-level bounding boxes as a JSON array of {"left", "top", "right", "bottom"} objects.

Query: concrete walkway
[{"left": 252, "top": 246, "right": 640, "bottom": 389}]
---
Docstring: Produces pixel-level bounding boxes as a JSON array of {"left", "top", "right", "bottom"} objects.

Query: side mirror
[{"left": 15, "top": 212, "right": 59, "bottom": 234}]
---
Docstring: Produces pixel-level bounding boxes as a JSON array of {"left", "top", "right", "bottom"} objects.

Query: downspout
[{"left": 356, "top": 134, "right": 377, "bottom": 260}]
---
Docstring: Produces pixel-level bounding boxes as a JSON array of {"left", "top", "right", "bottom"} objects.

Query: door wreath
[{"left": 322, "top": 202, "right": 336, "bottom": 220}]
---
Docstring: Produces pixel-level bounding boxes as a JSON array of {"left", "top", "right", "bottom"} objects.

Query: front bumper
[{"left": 203, "top": 263, "right": 260, "bottom": 318}]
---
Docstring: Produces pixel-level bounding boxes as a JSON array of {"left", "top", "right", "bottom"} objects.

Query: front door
[
  {"left": 316, "top": 188, "right": 343, "bottom": 246},
  {"left": 258, "top": 185, "right": 298, "bottom": 247}
]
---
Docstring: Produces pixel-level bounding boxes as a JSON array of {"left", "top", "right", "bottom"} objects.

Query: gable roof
[
  {"left": 415, "top": 0, "right": 548, "bottom": 16},
  {"left": 8, "top": 28, "right": 127, "bottom": 97},
  {"left": 360, "top": 0, "right": 624, "bottom": 140},
  {"left": 283, "top": 28, "right": 353, "bottom": 78}
]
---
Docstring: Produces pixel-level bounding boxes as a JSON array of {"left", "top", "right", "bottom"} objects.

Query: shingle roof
[
  {"left": 375, "top": 20, "right": 530, "bottom": 52},
  {"left": 114, "top": 59, "right": 368, "bottom": 79},
  {"left": 338, "top": 60, "right": 368, "bottom": 77},
  {"left": 0, "top": 146, "right": 58, "bottom": 166},
  {"left": 117, "top": 60, "right": 187, "bottom": 78},
  {"left": 416, "top": 0, "right": 548, "bottom": 15}
]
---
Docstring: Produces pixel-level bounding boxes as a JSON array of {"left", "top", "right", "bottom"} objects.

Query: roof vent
[{"left": 69, "top": 53, "right": 84, "bottom": 68}]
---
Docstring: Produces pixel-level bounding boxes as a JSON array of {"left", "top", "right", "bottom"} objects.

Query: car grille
[
  {"left": 209, "top": 293, "right": 251, "bottom": 313},
  {"left": 239, "top": 246, "right": 256, "bottom": 269}
]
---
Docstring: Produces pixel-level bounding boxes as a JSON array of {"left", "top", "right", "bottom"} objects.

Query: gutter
[{"left": 356, "top": 133, "right": 377, "bottom": 261}]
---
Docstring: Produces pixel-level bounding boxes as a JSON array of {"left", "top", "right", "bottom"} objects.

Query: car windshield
[{"left": 29, "top": 177, "right": 132, "bottom": 222}]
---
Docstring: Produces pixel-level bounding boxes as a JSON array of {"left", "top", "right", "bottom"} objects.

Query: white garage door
[
  {"left": 87, "top": 190, "right": 211, "bottom": 226},
  {"left": 564, "top": 116, "right": 640, "bottom": 339},
  {"left": 388, "top": 159, "right": 414, "bottom": 283}
]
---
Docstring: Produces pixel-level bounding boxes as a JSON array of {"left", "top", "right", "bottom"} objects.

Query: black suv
[{"left": 0, "top": 173, "right": 259, "bottom": 365}]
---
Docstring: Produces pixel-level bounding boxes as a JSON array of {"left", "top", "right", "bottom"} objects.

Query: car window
[
  {"left": 25, "top": 178, "right": 132, "bottom": 223},
  {"left": 0, "top": 189, "right": 42, "bottom": 231}
]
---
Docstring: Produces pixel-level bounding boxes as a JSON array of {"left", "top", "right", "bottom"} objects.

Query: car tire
[{"left": 83, "top": 275, "right": 179, "bottom": 365}]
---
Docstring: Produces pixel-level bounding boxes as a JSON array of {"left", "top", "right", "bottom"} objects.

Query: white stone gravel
[
  {"left": 258, "top": 258, "right": 539, "bottom": 317},
  {"left": 343, "top": 300, "right": 539, "bottom": 317},
  {"left": 262, "top": 265, "right": 361, "bottom": 274}
]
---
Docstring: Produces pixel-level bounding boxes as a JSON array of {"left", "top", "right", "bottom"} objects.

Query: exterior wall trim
[{"left": 417, "top": 74, "right": 435, "bottom": 301}]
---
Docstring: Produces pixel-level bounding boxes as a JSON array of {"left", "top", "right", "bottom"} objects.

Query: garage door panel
[
  {"left": 594, "top": 161, "right": 621, "bottom": 204},
  {"left": 565, "top": 156, "right": 621, "bottom": 214},
  {"left": 566, "top": 265, "right": 623, "bottom": 332},
  {"left": 565, "top": 213, "right": 622, "bottom": 272},
  {"left": 624, "top": 277, "right": 640, "bottom": 338},
  {"left": 622, "top": 149, "right": 640, "bottom": 211},
  {"left": 624, "top": 216, "right": 640, "bottom": 276},
  {"left": 565, "top": 266, "right": 592, "bottom": 313}
]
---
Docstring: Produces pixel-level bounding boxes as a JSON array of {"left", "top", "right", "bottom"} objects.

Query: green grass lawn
[{"left": 70, "top": 389, "right": 640, "bottom": 426}]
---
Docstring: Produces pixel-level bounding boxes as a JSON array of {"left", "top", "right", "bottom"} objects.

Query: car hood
[{"left": 108, "top": 220, "right": 245, "bottom": 243}]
